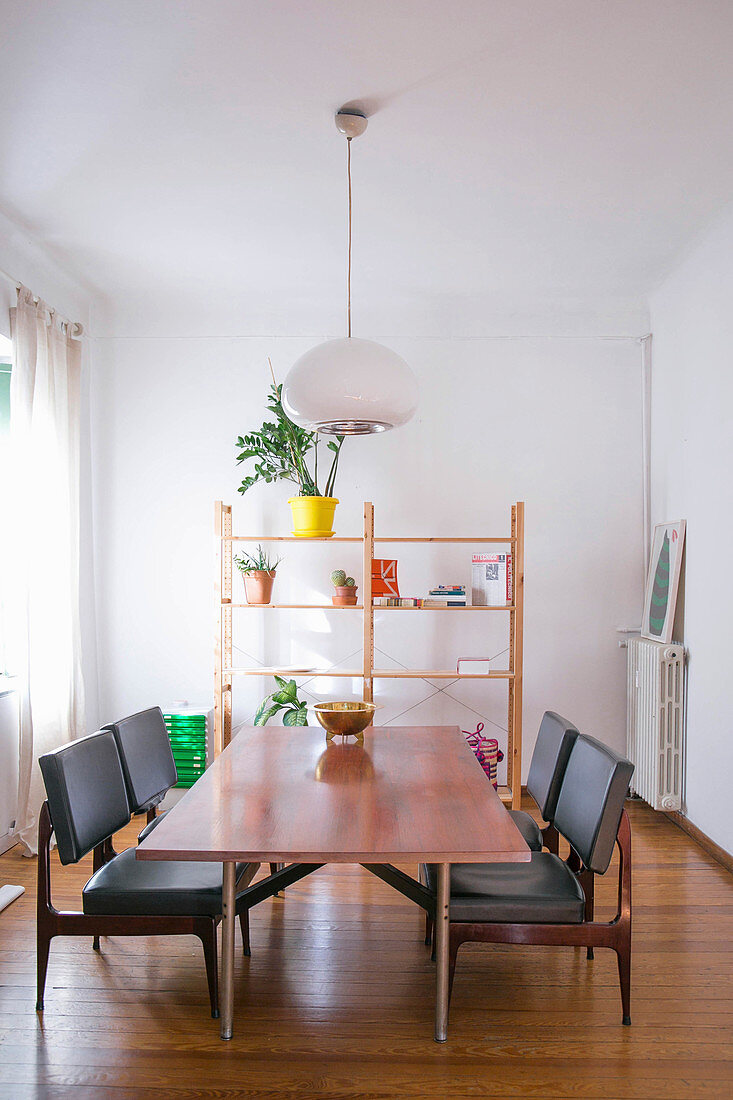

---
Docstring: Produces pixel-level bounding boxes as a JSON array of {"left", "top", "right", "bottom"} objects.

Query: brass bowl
[{"left": 313, "top": 701, "right": 376, "bottom": 740}]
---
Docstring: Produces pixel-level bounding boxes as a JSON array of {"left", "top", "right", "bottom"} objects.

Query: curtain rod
[{"left": 0, "top": 264, "right": 84, "bottom": 336}]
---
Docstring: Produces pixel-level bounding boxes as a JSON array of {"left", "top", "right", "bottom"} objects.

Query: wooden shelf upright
[{"left": 213, "top": 500, "right": 525, "bottom": 807}]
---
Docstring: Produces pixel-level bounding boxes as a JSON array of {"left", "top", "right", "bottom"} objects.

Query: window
[{"left": 0, "top": 333, "right": 9, "bottom": 430}]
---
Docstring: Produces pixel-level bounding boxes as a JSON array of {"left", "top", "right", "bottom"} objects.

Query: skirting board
[{"left": 665, "top": 811, "right": 733, "bottom": 875}]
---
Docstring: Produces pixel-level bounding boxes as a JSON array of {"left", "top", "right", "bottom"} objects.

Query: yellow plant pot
[{"left": 288, "top": 496, "right": 338, "bottom": 539}]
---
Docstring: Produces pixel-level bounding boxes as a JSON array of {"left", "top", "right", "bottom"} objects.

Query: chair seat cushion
[
  {"left": 424, "top": 854, "right": 586, "bottom": 924},
  {"left": 507, "top": 809, "right": 543, "bottom": 851},
  {"left": 137, "top": 810, "right": 168, "bottom": 844},
  {"left": 83, "top": 848, "right": 250, "bottom": 917}
]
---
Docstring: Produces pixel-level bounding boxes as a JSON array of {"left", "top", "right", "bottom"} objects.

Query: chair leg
[
  {"left": 198, "top": 921, "right": 220, "bottom": 1019},
  {"left": 617, "top": 940, "right": 631, "bottom": 1025},
  {"left": 583, "top": 873, "right": 595, "bottom": 960},
  {"left": 239, "top": 909, "right": 251, "bottom": 956},
  {"left": 424, "top": 914, "right": 433, "bottom": 946},
  {"left": 36, "top": 930, "right": 51, "bottom": 1012}
]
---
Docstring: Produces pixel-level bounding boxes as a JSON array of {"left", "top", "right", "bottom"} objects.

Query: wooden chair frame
[
  {"left": 36, "top": 801, "right": 261, "bottom": 1017},
  {"left": 445, "top": 809, "right": 632, "bottom": 1025}
]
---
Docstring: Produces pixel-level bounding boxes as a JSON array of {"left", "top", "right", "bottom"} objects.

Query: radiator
[{"left": 626, "top": 637, "right": 685, "bottom": 811}]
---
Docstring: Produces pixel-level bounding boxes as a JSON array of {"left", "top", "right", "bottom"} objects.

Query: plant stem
[{"left": 325, "top": 437, "right": 344, "bottom": 497}]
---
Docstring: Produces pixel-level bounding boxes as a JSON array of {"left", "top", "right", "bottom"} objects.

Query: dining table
[{"left": 136, "top": 723, "right": 530, "bottom": 1041}]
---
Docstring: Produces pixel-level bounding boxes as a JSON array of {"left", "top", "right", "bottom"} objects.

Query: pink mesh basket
[{"left": 463, "top": 722, "right": 504, "bottom": 789}]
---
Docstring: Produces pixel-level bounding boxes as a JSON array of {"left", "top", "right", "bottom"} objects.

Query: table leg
[
  {"left": 435, "top": 861, "right": 450, "bottom": 1042},
  {"left": 220, "top": 860, "right": 236, "bottom": 1040}
]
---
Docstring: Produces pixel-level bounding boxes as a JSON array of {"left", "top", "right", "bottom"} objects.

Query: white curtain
[{"left": 9, "top": 286, "right": 85, "bottom": 855}]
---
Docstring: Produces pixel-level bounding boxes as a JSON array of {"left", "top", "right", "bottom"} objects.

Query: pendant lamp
[{"left": 282, "top": 108, "right": 418, "bottom": 436}]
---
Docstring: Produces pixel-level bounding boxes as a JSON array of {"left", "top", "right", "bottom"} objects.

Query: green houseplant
[
  {"left": 254, "top": 676, "right": 309, "bottom": 727},
  {"left": 233, "top": 545, "right": 282, "bottom": 605},
  {"left": 235, "top": 363, "right": 345, "bottom": 537}
]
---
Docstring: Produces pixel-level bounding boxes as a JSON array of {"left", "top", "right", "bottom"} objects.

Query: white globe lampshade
[{"left": 282, "top": 337, "right": 418, "bottom": 435}]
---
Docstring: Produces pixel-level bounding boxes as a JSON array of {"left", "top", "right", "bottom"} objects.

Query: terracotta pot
[
  {"left": 332, "top": 585, "right": 358, "bottom": 607},
  {"left": 242, "top": 569, "right": 276, "bottom": 605}
]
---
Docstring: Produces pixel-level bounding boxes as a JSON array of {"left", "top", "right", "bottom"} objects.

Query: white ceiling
[{"left": 1, "top": 0, "right": 733, "bottom": 336}]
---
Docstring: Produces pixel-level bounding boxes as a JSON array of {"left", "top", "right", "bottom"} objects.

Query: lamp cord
[{"left": 347, "top": 136, "right": 352, "bottom": 339}]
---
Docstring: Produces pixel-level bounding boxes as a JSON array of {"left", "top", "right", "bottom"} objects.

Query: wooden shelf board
[
  {"left": 225, "top": 536, "right": 361, "bottom": 543},
  {"left": 374, "top": 605, "right": 514, "bottom": 611},
  {"left": 224, "top": 536, "right": 515, "bottom": 544},
  {"left": 225, "top": 603, "right": 364, "bottom": 610},
  {"left": 371, "top": 669, "right": 514, "bottom": 679},
  {"left": 224, "top": 668, "right": 363, "bottom": 677},
  {"left": 374, "top": 537, "right": 515, "bottom": 544}
]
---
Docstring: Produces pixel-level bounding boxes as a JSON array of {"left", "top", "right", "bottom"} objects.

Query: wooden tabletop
[{"left": 136, "top": 725, "right": 530, "bottom": 864}]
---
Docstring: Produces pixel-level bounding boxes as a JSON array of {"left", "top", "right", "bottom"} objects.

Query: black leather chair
[
  {"left": 425, "top": 735, "right": 634, "bottom": 1024},
  {"left": 36, "top": 729, "right": 261, "bottom": 1016},
  {"left": 424, "top": 711, "right": 578, "bottom": 950},
  {"left": 105, "top": 706, "right": 259, "bottom": 953},
  {"left": 104, "top": 706, "right": 177, "bottom": 844},
  {"left": 507, "top": 710, "right": 579, "bottom": 851},
  {"left": 106, "top": 705, "right": 291, "bottom": 952}
]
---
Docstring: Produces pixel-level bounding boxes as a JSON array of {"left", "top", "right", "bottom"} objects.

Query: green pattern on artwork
[{"left": 648, "top": 532, "right": 670, "bottom": 636}]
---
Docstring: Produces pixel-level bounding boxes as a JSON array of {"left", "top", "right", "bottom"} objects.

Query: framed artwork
[{"left": 641, "top": 520, "right": 686, "bottom": 643}]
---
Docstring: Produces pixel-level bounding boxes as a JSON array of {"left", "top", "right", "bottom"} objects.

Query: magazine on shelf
[{"left": 471, "top": 552, "right": 512, "bottom": 606}]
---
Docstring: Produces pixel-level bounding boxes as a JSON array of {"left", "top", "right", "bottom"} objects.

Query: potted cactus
[
  {"left": 234, "top": 545, "right": 282, "bottom": 605},
  {"left": 331, "top": 569, "right": 358, "bottom": 607}
]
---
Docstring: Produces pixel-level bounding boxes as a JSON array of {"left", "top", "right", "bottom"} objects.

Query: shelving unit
[{"left": 214, "top": 500, "right": 524, "bottom": 807}]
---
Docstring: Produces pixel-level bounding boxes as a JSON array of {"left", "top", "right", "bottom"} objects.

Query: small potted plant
[
  {"left": 254, "top": 677, "right": 308, "bottom": 726},
  {"left": 330, "top": 569, "right": 358, "bottom": 607},
  {"left": 234, "top": 545, "right": 282, "bottom": 605}
]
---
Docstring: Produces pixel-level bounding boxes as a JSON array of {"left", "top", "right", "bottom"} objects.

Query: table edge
[{"left": 136, "top": 848, "right": 531, "bottom": 863}]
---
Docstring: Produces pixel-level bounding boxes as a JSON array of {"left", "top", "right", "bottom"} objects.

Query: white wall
[
  {"left": 650, "top": 202, "right": 733, "bottom": 855},
  {"left": 90, "top": 335, "right": 643, "bottom": 780}
]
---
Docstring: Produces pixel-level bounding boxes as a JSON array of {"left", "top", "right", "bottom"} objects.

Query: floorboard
[{"left": 1, "top": 798, "right": 732, "bottom": 1098}]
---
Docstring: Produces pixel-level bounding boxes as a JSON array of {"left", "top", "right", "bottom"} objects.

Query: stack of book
[
  {"left": 373, "top": 596, "right": 422, "bottom": 607},
  {"left": 424, "top": 585, "right": 467, "bottom": 608}
]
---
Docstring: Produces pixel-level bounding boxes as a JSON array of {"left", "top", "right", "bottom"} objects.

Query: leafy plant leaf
[
  {"left": 282, "top": 705, "right": 308, "bottom": 727},
  {"left": 254, "top": 696, "right": 280, "bottom": 726},
  {"left": 284, "top": 679, "right": 298, "bottom": 701}
]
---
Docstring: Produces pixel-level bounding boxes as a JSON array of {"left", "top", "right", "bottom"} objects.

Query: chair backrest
[
  {"left": 39, "top": 730, "right": 130, "bottom": 865},
  {"left": 105, "top": 706, "right": 177, "bottom": 814},
  {"left": 526, "top": 711, "right": 580, "bottom": 821},
  {"left": 553, "top": 734, "right": 634, "bottom": 874}
]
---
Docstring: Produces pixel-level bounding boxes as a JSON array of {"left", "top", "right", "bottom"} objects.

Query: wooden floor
[{"left": 1, "top": 797, "right": 732, "bottom": 1098}]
